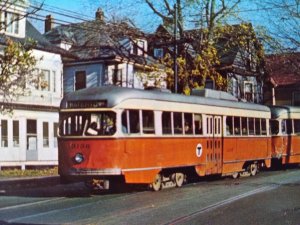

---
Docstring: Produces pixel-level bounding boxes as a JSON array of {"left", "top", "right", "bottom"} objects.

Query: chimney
[
  {"left": 95, "top": 8, "right": 104, "bottom": 22},
  {"left": 45, "top": 15, "right": 54, "bottom": 33}
]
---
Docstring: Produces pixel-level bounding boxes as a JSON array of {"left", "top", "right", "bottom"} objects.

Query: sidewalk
[{"left": 0, "top": 176, "right": 60, "bottom": 191}]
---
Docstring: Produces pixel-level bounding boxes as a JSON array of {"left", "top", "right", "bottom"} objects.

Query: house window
[
  {"left": 52, "top": 71, "right": 56, "bottom": 92},
  {"left": 205, "top": 79, "right": 214, "bottom": 89},
  {"left": 293, "top": 92, "right": 300, "bottom": 106},
  {"left": 1, "top": 120, "right": 8, "bottom": 147},
  {"left": 154, "top": 48, "right": 164, "bottom": 59},
  {"left": 27, "top": 120, "right": 37, "bottom": 151},
  {"left": 34, "top": 69, "right": 52, "bottom": 91},
  {"left": 53, "top": 122, "right": 58, "bottom": 148},
  {"left": 137, "top": 40, "right": 145, "bottom": 56},
  {"left": 75, "top": 71, "right": 86, "bottom": 90},
  {"left": 112, "top": 69, "right": 122, "bottom": 86},
  {"left": 13, "top": 120, "right": 19, "bottom": 147},
  {"left": 1, "top": 11, "right": 20, "bottom": 35},
  {"left": 244, "top": 82, "right": 254, "bottom": 102},
  {"left": 232, "top": 78, "right": 238, "bottom": 98},
  {"left": 41, "top": 70, "right": 50, "bottom": 91},
  {"left": 133, "top": 40, "right": 146, "bottom": 56},
  {"left": 43, "top": 122, "right": 49, "bottom": 147}
]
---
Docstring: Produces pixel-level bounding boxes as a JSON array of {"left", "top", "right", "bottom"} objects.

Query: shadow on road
[
  {"left": 0, "top": 221, "right": 56, "bottom": 225},
  {"left": 0, "top": 164, "right": 299, "bottom": 199}
]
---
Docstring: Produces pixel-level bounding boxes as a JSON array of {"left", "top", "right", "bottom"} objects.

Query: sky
[
  {"left": 28, "top": 0, "right": 299, "bottom": 51},
  {"left": 30, "top": 0, "right": 159, "bottom": 33},
  {"left": 30, "top": 0, "right": 272, "bottom": 33}
]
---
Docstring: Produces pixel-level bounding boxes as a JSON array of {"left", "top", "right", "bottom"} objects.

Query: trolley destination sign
[{"left": 67, "top": 100, "right": 107, "bottom": 109}]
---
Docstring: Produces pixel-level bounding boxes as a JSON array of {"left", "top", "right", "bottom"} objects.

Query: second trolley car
[{"left": 270, "top": 105, "right": 300, "bottom": 164}]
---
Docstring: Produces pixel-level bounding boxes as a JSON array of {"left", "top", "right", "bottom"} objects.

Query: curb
[{"left": 0, "top": 176, "right": 60, "bottom": 191}]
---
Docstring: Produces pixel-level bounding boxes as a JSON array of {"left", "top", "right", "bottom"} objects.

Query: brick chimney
[
  {"left": 95, "top": 8, "right": 104, "bottom": 22},
  {"left": 45, "top": 15, "right": 54, "bottom": 33}
]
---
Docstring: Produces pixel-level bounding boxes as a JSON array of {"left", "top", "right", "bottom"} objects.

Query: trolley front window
[{"left": 59, "top": 111, "right": 116, "bottom": 136}]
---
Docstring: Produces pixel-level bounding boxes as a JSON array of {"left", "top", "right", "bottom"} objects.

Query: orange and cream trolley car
[
  {"left": 270, "top": 106, "right": 300, "bottom": 165},
  {"left": 58, "top": 86, "right": 272, "bottom": 190}
]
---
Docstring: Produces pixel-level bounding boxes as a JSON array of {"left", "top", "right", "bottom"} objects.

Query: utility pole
[{"left": 173, "top": 3, "right": 178, "bottom": 93}]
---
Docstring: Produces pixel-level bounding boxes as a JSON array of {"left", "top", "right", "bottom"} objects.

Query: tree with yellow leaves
[{"left": 146, "top": 0, "right": 264, "bottom": 96}]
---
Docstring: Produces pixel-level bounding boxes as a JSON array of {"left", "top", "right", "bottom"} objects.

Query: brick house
[{"left": 264, "top": 53, "right": 300, "bottom": 106}]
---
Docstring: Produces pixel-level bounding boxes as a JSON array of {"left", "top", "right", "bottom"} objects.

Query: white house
[
  {"left": 0, "top": 1, "right": 66, "bottom": 170},
  {"left": 44, "top": 8, "right": 166, "bottom": 95}
]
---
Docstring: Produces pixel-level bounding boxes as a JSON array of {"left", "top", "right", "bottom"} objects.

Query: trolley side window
[
  {"left": 174, "top": 112, "right": 183, "bottom": 134},
  {"left": 255, "top": 118, "right": 261, "bottom": 135},
  {"left": 122, "top": 109, "right": 155, "bottom": 135},
  {"left": 121, "top": 111, "right": 129, "bottom": 134},
  {"left": 261, "top": 119, "right": 267, "bottom": 135},
  {"left": 234, "top": 117, "right": 241, "bottom": 135},
  {"left": 128, "top": 110, "right": 140, "bottom": 134},
  {"left": 142, "top": 110, "right": 154, "bottom": 134},
  {"left": 184, "top": 113, "right": 193, "bottom": 135},
  {"left": 248, "top": 118, "right": 255, "bottom": 135},
  {"left": 194, "top": 114, "right": 203, "bottom": 135},
  {"left": 241, "top": 117, "right": 248, "bottom": 135},
  {"left": 295, "top": 119, "right": 300, "bottom": 134},
  {"left": 226, "top": 116, "right": 233, "bottom": 135},
  {"left": 162, "top": 112, "right": 172, "bottom": 135}
]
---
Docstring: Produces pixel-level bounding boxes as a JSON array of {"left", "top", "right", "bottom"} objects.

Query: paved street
[{"left": 0, "top": 167, "right": 299, "bottom": 225}]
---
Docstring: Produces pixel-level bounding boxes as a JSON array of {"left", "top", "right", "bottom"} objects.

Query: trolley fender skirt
[
  {"left": 195, "top": 164, "right": 206, "bottom": 176},
  {"left": 122, "top": 168, "right": 161, "bottom": 184},
  {"left": 265, "top": 158, "right": 271, "bottom": 168}
]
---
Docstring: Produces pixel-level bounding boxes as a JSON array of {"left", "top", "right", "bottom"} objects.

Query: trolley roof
[
  {"left": 270, "top": 105, "right": 300, "bottom": 119},
  {"left": 60, "top": 86, "right": 270, "bottom": 113}
]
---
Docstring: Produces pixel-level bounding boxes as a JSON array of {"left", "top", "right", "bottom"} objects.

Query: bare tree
[{"left": 253, "top": 0, "right": 300, "bottom": 52}]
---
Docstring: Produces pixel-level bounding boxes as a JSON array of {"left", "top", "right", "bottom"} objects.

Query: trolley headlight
[{"left": 74, "top": 153, "right": 84, "bottom": 164}]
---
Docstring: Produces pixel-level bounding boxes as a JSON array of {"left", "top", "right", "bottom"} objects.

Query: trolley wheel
[
  {"left": 174, "top": 173, "right": 185, "bottom": 187},
  {"left": 232, "top": 172, "right": 239, "bottom": 179},
  {"left": 249, "top": 163, "right": 258, "bottom": 176},
  {"left": 150, "top": 174, "right": 162, "bottom": 191}
]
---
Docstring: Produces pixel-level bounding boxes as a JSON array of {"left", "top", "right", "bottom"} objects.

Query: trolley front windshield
[{"left": 59, "top": 111, "right": 116, "bottom": 136}]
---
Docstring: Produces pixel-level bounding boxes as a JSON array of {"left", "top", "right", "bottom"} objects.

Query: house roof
[
  {"left": 265, "top": 53, "right": 300, "bottom": 87},
  {"left": 44, "top": 18, "right": 157, "bottom": 65},
  {"left": 0, "top": 20, "right": 72, "bottom": 57},
  {"left": 150, "top": 23, "right": 260, "bottom": 70}
]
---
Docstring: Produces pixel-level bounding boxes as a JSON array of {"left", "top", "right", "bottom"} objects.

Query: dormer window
[
  {"left": 244, "top": 81, "right": 254, "bottom": 102},
  {"left": 133, "top": 39, "right": 147, "bottom": 56},
  {"left": 154, "top": 48, "right": 164, "bottom": 59},
  {"left": 1, "top": 11, "right": 20, "bottom": 35}
]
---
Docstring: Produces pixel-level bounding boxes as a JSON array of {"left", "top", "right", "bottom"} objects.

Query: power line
[
  {"left": 24, "top": 0, "right": 300, "bottom": 44},
  {"left": 30, "top": 0, "right": 93, "bottom": 20}
]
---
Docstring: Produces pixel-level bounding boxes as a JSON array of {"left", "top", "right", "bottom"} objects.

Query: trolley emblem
[{"left": 196, "top": 143, "right": 203, "bottom": 158}]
